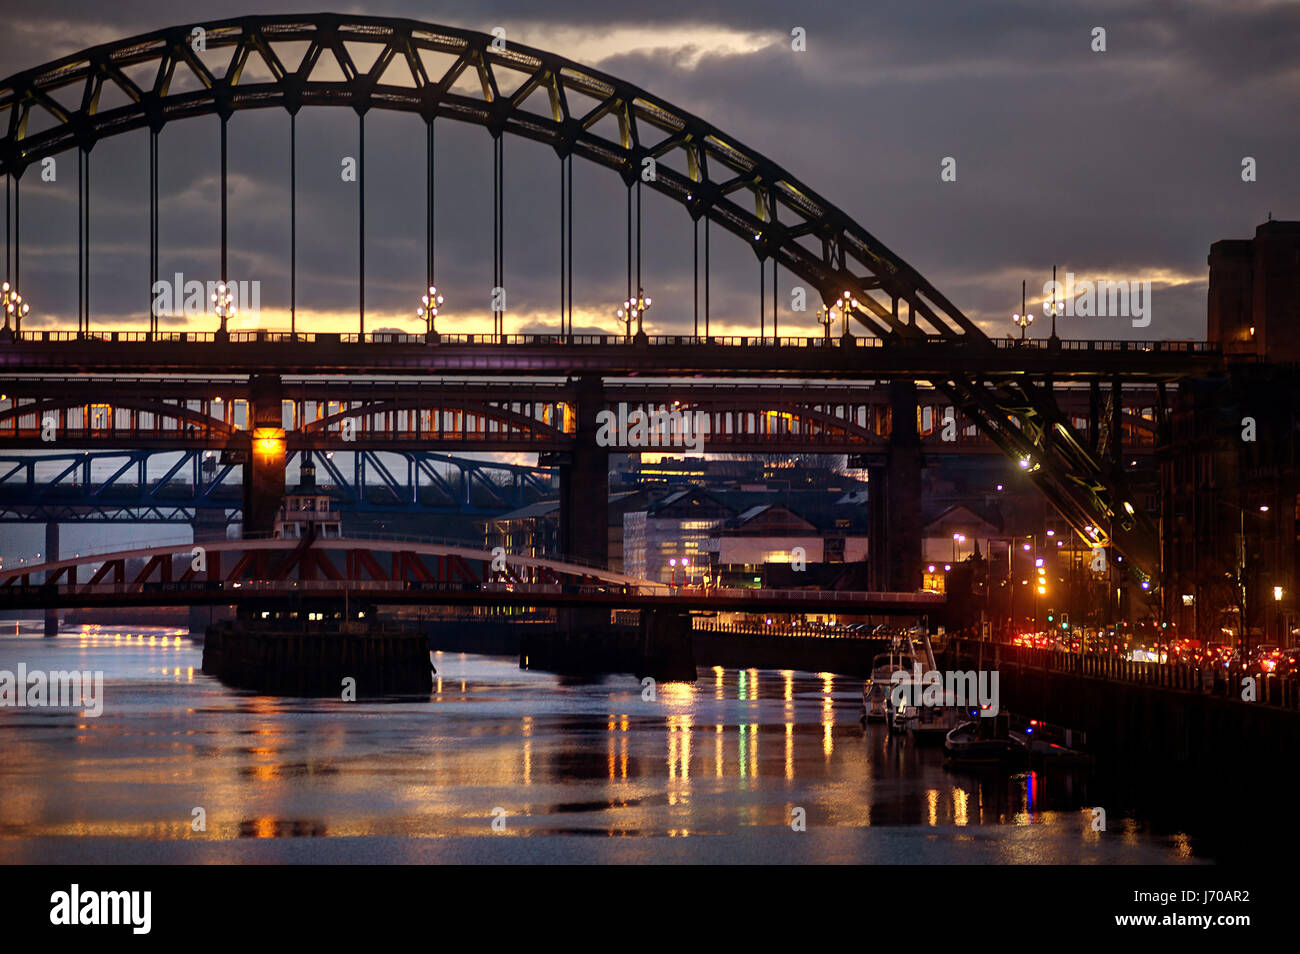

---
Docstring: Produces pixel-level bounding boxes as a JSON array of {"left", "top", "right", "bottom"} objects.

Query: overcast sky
[{"left": 2, "top": 0, "right": 1297, "bottom": 343}]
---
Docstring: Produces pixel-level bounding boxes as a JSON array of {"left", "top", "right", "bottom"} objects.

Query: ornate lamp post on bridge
[
  {"left": 817, "top": 303, "right": 833, "bottom": 341},
  {"left": 417, "top": 285, "right": 444, "bottom": 344},
  {"left": 0, "top": 282, "right": 29, "bottom": 341},
  {"left": 1012, "top": 279, "right": 1033, "bottom": 343},
  {"left": 211, "top": 282, "right": 235, "bottom": 339},
  {"left": 833, "top": 290, "right": 858, "bottom": 339},
  {"left": 1042, "top": 265, "right": 1063, "bottom": 345},
  {"left": 618, "top": 287, "right": 652, "bottom": 344}
]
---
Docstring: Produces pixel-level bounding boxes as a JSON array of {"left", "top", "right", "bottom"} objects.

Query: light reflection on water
[{"left": 0, "top": 628, "right": 1203, "bottom": 863}]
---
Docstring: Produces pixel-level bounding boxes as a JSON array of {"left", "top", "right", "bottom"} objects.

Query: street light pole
[
  {"left": 1012, "top": 280, "right": 1034, "bottom": 342},
  {"left": 417, "top": 285, "right": 444, "bottom": 344},
  {"left": 618, "top": 287, "right": 652, "bottom": 343},
  {"left": 212, "top": 282, "right": 234, "bottom": 336},
  {"left": 837, "top": 290, "right": 857, "bottom": 338}
]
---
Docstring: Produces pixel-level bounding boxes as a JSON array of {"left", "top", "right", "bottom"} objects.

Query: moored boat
[
  {"left": 943, "top": 714, "right": 1025, "bottom": 763},
  {"left": 909, "top": 698, "right": 965, "bottom": 745},
  {"left": 1008, "top": 717, "right": 1094, "bottom": 766},
  {"left": 862, "top": 648, "right": 924, "bottom": 723}
]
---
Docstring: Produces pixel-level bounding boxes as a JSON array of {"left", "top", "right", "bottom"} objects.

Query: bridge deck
[
  {"left": 0, "top": 580, "right": 944, "bottom": 614},
  {"left": 0, "top": 333, "right": 1224, "bottom": 380}
]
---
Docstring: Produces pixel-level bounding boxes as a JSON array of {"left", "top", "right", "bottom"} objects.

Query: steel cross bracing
[
  {"left": 0, "top": 449, "right": 553, "bottom": 522},
  {"left": 0, "top": 13, "right": 1184, "bottom": 577}
]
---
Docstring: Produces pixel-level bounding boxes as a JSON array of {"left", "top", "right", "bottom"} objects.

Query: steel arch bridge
[
  {"left": 0, "top": 536, "right": 943, "bottom": 616},
  {"left": 0, "top": 13, "right": 1159, "bottom": 581}
]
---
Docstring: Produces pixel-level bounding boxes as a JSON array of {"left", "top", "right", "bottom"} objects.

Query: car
[
  {"left": 1275, "top": 647, "right": 1300, "bottom": 677},
  {"left": 1245, "top": 644, "right": 1283, "bottom": 675}
]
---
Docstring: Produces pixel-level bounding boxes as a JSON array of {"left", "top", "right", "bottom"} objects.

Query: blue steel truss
[{"left": 0, "top": 449, "right": 553, "bottom": 522}]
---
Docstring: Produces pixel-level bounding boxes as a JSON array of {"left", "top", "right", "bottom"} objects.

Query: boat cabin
[{"left": 274, "top": 459, "right": 342, "bottom": 539}]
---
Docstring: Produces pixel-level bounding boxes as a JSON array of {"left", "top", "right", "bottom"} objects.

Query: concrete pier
[
  {"left": 519, "top": 609, "right": 697, "bottom": 682},
  {"left": 202, "top": 620, "right": 434, "bottom": 697}
]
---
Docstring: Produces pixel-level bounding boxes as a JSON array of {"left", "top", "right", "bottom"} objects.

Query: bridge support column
[
  {"left": 639, "top": 609, "right": 697, "bottom": 682},
  {"left": 44, "top": 522, "right": 58, "bottom": 637},
  {"left": 241, "top": 374, "right": 285, "bottom": 537},
  {"left": 886, "top": 380, "right": 923, "bottom": 592},
  {"left": 520, "top": 610, "right": 696, "bottom": 682},
  {"left": 556, "top": 376, "right": 609, "bottom": 566},
  {"left": 551, "top": 376, "right": 610, "bottom": 633},
  {"left": 189, "top": 509, "right": 228, "bottom": 637}
]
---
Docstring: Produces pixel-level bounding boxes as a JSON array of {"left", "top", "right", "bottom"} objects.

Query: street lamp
[
  {"left": 618, "top": 287, "right": 652, "bottom": 342},
  {"left": 817, "top": 304, "right": 834, "bottom": 341},
  {"left": 952, "top": 532, "right": 966, "bottom": 562},
  {"left": 417, "top": 285, "right": 444, "bottom": 343},
  {"left": 1041, "top": 265, "right": 1062, "bottom": 340},
  {"left": 1012, "top": 279, "right": 1033, "bottom": 342},
  {"left": 212, "top": 282, "right": 235, "bottom": 337},
  {"left": 833, "top": 290, "right": 859, "bottom": 338},
  {"left": 0, "top": 282, "right": 30, "bottom": 339}
]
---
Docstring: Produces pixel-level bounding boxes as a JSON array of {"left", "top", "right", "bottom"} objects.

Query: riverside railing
[{"left": 951, "top": 638, "right": 1300, "bottom": 711}]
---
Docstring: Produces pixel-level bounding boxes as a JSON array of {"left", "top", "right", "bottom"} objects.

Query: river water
[{"left": 0, "top": 626, "right": 1205, "bottom": 864}]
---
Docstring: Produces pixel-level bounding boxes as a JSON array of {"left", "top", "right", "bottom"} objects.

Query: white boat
[
  {"left": 943, "top": 715, "right": 1024, "bottom": 763},
  {"left": 861, "top": 647, "right": 924, "bottom": 723},
  {"left": 908, "top": 693, "right": 966, "bottom": 745}
]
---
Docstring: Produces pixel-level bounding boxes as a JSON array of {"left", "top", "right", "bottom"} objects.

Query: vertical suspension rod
[
  {"left": 426, "top": 117, "right": 435, "bottom": 290},
  {"left": 559, "top": 154, "right": 565, "bottom": 336},
  {"left": 566, "top": 156, "right": 572, "bottom": 336},
  {"left": 290, "top": 112, "right": 296, "bottom": 337},
  {"left": 358, "top": 111, "right": 365, "bottom": 338},
  {"left": 625, "top": 183, "right": 632, "bottom": 301},
  {"left": 148, "top": 132, "right": 156, "bottom": 334},
  {"left": 220, "top": 117, "right": 227, "bottom": 284},
  {"left": 693, "top": 217, "right": 699, "bottom": 338},
  {"left": 77, "top": 153, "right": 83, "bottom": 334},
  {"left": 704, "top": 215, "right": 710, "bottom": 338}
]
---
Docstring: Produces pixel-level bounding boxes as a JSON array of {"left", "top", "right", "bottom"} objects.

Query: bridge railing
[
  {"left": 692, "top": 620, "right": 886, "bottom": 639},
  {"left": 672, "top": 586, "right": 942, "bottom": 604},
  {"left": 951, "top": 638, "right": 1300, "bottom": 710},
  {"left": 987, "top": 339, "right": 1220, "bottom": 354},
  {"left": 2, "top": 580, "right": 621, "bottom": 598},
  {"left": 8, "top": 330, "right": 1221, "bottom": 353},
  {"left": 4, "top": 579, "right": 930, "bottom": 602}
]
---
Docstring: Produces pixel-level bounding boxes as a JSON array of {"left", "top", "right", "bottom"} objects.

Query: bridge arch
[
  {"left": 301, "top": 397, "right": 567, "bottom": 444},
  {"left": 0, "top": 13, "right": 974, "bottom": 340},
  {"left": 0, "top": 394, "right": 235, "bottom": 438}
]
